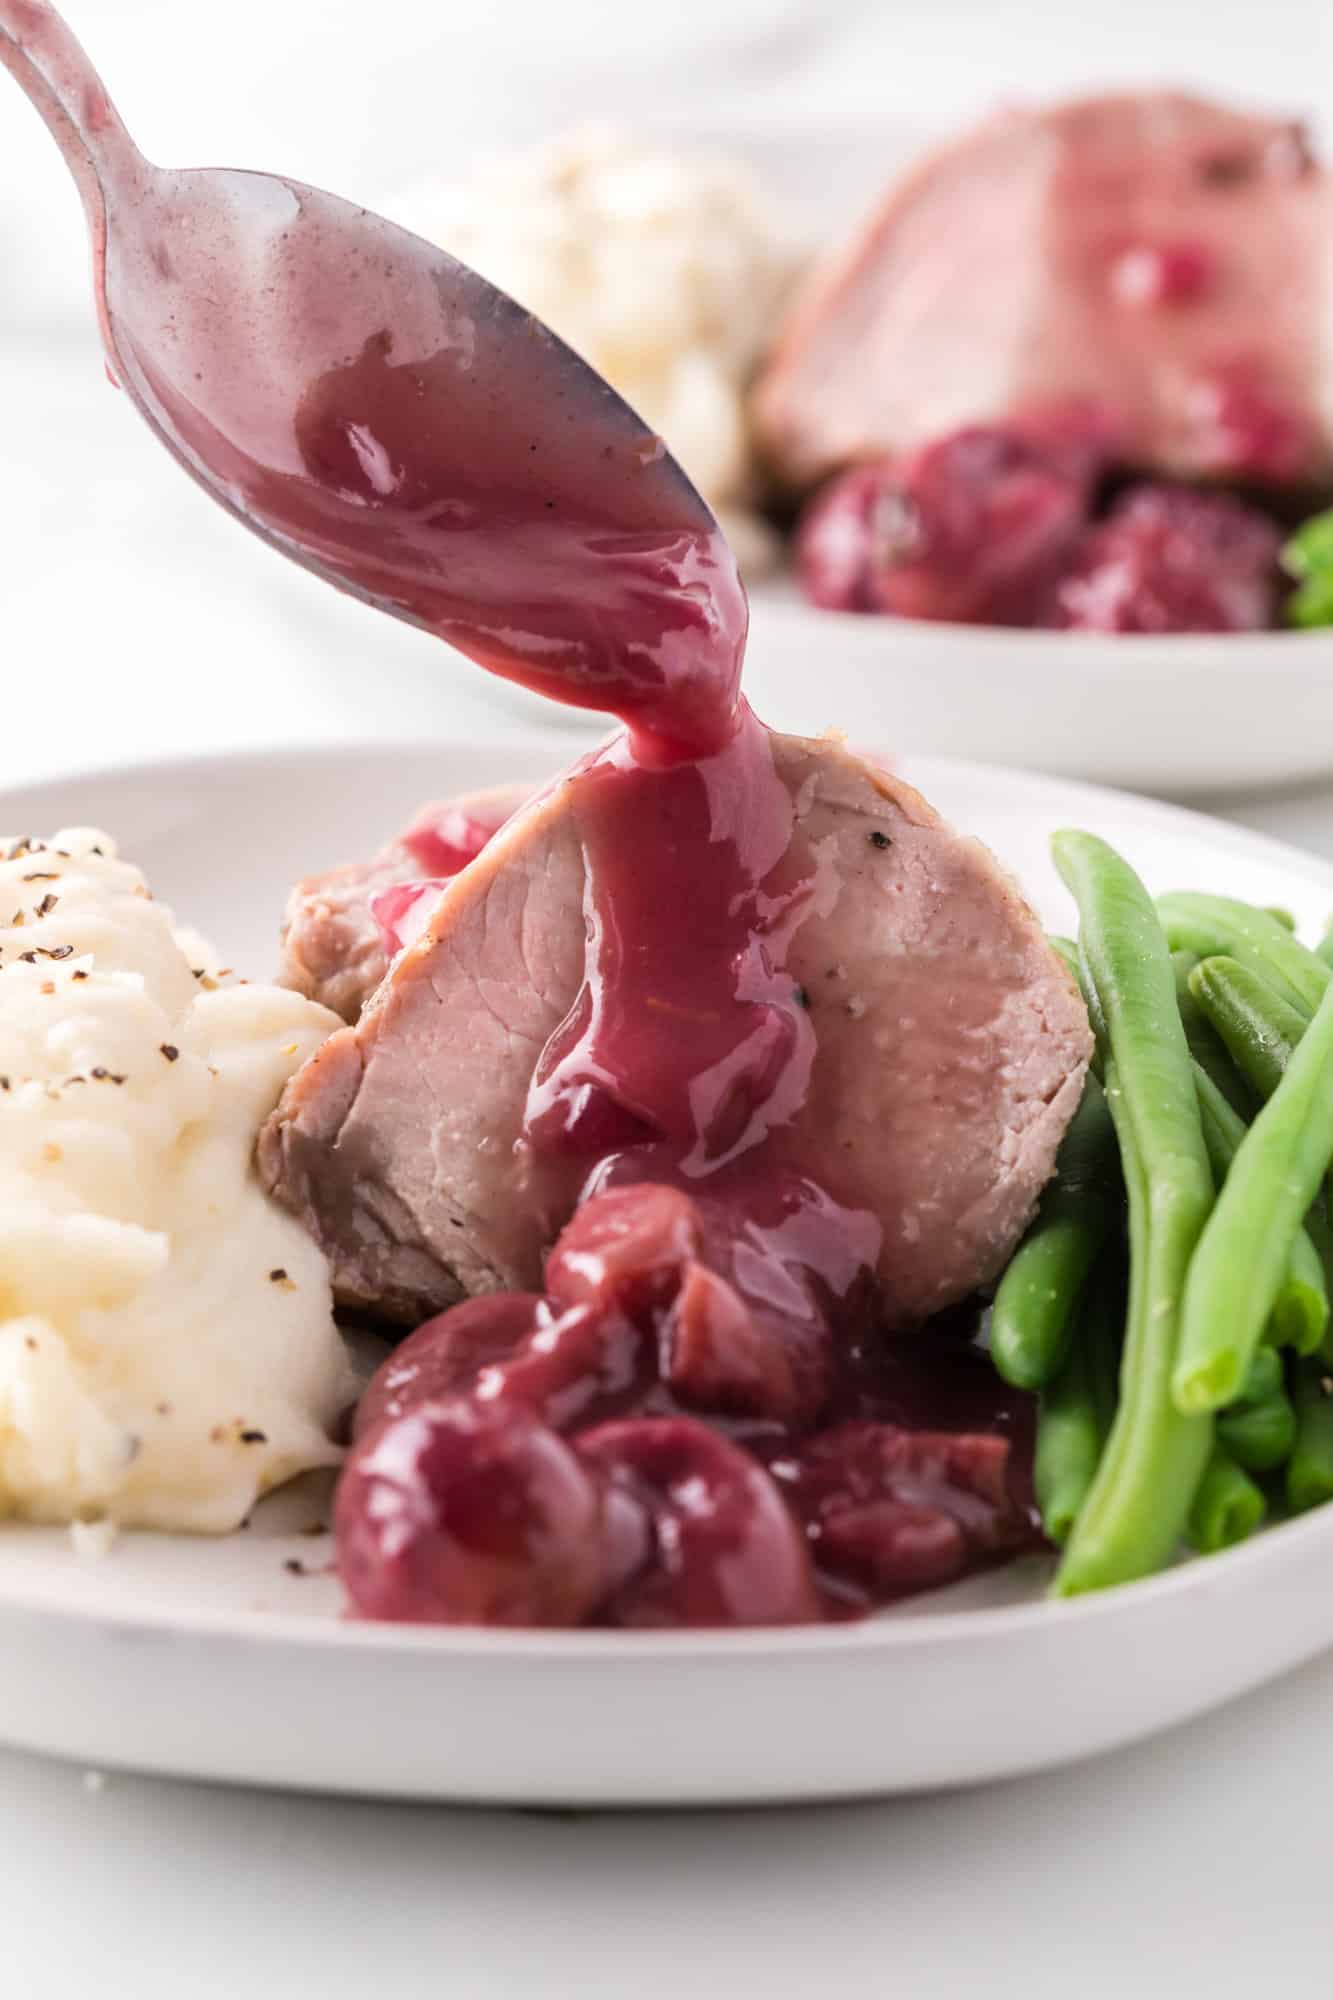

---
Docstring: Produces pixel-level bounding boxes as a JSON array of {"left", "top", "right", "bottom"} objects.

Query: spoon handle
[{"left": 0, "top": 1, "right": 142, "bottom": 236}]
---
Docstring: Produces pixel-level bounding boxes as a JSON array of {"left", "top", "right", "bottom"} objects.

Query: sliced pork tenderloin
[
  {"left": 278, "top": 784, "right": 530, "bottom": 1022},
  {"left": 752, "top": 92, "right": 1332, "bottom": 494},
  {"left": 259, "top": 733, "right": 1091, "bottom": 1328}
]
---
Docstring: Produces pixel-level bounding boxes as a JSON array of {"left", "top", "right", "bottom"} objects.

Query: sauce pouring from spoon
[
  {"left": 2, "top": 5, "right": 1062, "bottom": 1632},
  {"left": 0, "top": 0, "right": 747, "bottom": 758},
  {"left": 0, "top": 0, "right": 883, "bottom": 1492}
]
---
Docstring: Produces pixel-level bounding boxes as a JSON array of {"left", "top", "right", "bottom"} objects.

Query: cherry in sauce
[
  {"left": 337, "top": 1399, "right": 615, "bottom": 1628},
  {"left": 340, "top": 1188, "right": 1039, "bottom": 1628}
]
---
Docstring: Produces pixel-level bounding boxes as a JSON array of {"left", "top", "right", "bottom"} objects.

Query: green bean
[
  {"left": 1186, "top": 1447, "right": 1266, "bottom": 1554},
  {"left": 1217, "top": 1394, "right": 1297, "bottom": 1475},
  {"left": 1288, "top": 1361, "right": 1333, "bottom": 1512},
  {"left": 1265, "top": 907, "right": 1298, "bottom": 931},
  {"left": 1176, "top": 973, "right": 1333, "bottom": 1413},
  {"left": 1191, "top": 1058, "right": 1248, "bottom": 1175},
  {"left": 1189, "top": 956, "right": 1308, "bottom": 1100},
  {"left": 1276, "top": 1231, "right": 1330, "bottom": 1357},
  {"left": 1050, "top": 832, "right": 1214, "bottom": 1596},
  {"left": 1236, "top": 1346, "right": 1284, "bottom": 1405},
  {"left": 1191, "top": 1061, "right": 1328, "bottom": 1355},
  {"left": 1215, "top": 1347, "right": 1296, "bottom": 1472},
  {"left": 1282, "top": 510, "right": 1333, "bottom": 627},
  {"left": 1293, "top": 1206, "right": 1333, "bottom": 1375},
  {"left": 991, "top": 1074, "right": 1116, "bottom": 1390},
  {"left": 1034, "top": 1267, "right": 1123, "bottom": 1545},
  {"left": 1173, "top": 951, "right": 1255, "bottom": 1118},
  {"left": 1034, "top": 1324, "right": 1102, "bottom": 1546},
  {"left": 1089, "top": 1264, "right": 1124, "bottom": 1435},
  {"left": 1317, "top": 923, "right": 1333, "bottom": 970},
  {"left": 1157, "top": 892, "right": 1328, "bottom": 1016},
  {"left": 1190, "top": 959, "right": 1333, "bottom": 1344}
]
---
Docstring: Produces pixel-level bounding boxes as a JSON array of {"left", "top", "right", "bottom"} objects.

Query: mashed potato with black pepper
[{"left": 0, "top": 827, "right": 355, "bottom": 1534}]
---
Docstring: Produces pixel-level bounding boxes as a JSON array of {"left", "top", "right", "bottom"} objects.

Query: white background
[{"left": 6, "top": 4, "right": 1333, "bottom": 1993}]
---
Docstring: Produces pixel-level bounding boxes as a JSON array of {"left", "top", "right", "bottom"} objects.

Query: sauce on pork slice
[
  {"left": 234, "top": 288, "right": 897, "bottom": 1397},
  {"left": 243, "top": 231, "right": 1052, "bottom": 1628},
  {"left": 96, "top": 101, "right": 1049, "bottom": 1624}
]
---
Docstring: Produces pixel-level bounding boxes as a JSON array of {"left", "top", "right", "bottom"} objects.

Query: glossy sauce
[
  {"left": 0, "top": 2, "right": 1037, "bottom": 1627},
  {"left": 173, "top": 142, "right": 1040, "bottom": 1628},
  {"left": 134, "top": 315, "right": 748, "bottom": 754},
  {"left": 345, "top": 1206, "right": 1038, "bottom": 1627}
]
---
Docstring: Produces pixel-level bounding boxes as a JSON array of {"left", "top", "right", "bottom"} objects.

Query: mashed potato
[
  {"left": 387, "top": 128, "right": 801, "bottom": 573},
  {"left": 0, "top": 827, "right": 355, "bottom": 1534}
]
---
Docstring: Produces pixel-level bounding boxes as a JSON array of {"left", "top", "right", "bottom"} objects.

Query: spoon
[{"left": 0, "top": 1, "right": 746, "bottom": 752}]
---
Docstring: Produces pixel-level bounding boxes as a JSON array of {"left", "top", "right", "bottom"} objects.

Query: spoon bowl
[{"left": 0, "top": 1, "right": 746, "bottom": 748}]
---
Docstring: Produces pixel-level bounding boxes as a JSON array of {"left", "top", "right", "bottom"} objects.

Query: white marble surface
[{"left": 7, "top": 4, "right": 1333, "bottom": 1992}]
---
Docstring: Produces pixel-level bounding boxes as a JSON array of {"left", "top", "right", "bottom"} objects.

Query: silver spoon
[{"left": 0, "top": 1, "right": 746, "bottom": 750}]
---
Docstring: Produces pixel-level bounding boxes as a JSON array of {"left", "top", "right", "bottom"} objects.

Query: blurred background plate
[{"left": 743, "top": 582, "right": 1333, "bottom": 795}]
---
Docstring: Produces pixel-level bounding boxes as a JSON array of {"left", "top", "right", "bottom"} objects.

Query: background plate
[
  {"left": 745, "top": 583, "right": 1333, "bottom": 796},
  {"left": 2, "top": 739, "right": 1332, "bottom": 1804}
]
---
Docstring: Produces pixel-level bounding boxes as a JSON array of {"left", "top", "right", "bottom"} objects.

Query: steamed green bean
[
  {"left": 990, "top": 1074, "right": 1116, "bottom": 1390},
  {"left": 1176, "top": 974, "right": 1333, "bottom": 1412},
  {"left": 1216, "top": 1347, "right": 1296, "bottom": 1473},
  {"left": 1034, "top": 1314, "right": 1104, "bottom": 1547},
  {"left": 1288, "top": 1361, "right": 1333, "bottom": 1512},
  {"left": 1050, "top": 831, "right": 1214, "bottom": 1597},
  {"left": 1191, "top": 1060, "right": 1328, "bottom": 1355},
  {"left": 1217, "top": 1393, "right": 1297, "bottom": 1475},
  {"left": 1157, "top": 892, "right": 1328, "bottom": 1016},
  {"left": 1189, "top": 956, "right": 1308, "bottom": 1100},
  {"left": 1186, "top": 1447, "right": 1266, "bottom": 1554},
  {"left": 1173, "top": 951, "right": 1255, "bottom": 1117}
]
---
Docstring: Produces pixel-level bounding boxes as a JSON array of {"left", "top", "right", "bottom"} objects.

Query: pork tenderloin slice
[
  {"left": 278, "top": 783, "right": 531, "bottom": 1022},
  {"left": 752, "top": 92, "right": 1331, "bottom": 492},
  {"left": 259, "top": 734, "right": 1091, "bottom": 1326}
]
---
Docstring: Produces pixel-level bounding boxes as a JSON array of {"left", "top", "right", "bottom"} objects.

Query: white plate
[
  {"left": 474, "top": 576, "right": 1333, "bottom": 798},
  {"left": 744, "top": 579, "right": 1333, "bottom": 796},
  {"left": 3, "top": 738, "right": 1333, "bottom": 1806}
]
